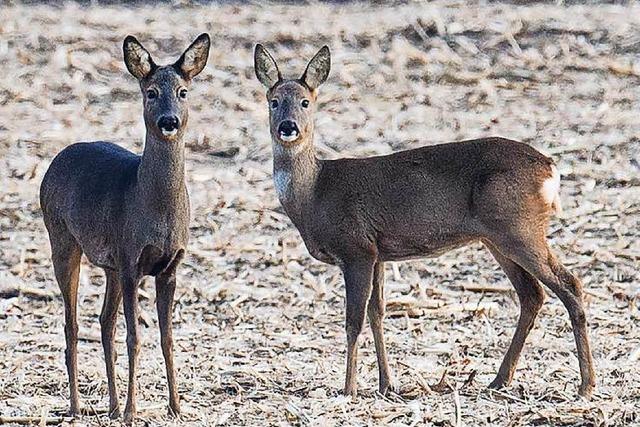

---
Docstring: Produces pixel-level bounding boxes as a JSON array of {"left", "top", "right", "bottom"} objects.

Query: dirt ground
[{"left": 0, "top": 1, "right": 639, "bottom": 426}]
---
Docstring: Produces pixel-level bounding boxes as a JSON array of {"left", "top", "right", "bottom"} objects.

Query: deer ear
[
  {"left": 123, "top": 35, "right": 156, "bottom": 80},
  {"left": 301, "top": 46, "right": 330, "bottom": 90},
  {"left": 174, "top": 33, "right": 210, "bottom": 80},
  {"left": 254, "top": 44, "right": 281, "bottom": 89}
]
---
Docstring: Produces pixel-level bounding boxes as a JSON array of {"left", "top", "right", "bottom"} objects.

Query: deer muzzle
[
  {"left": 157, "top": 116, "right": 181, "bottom": 137},
  {"left": 278, "top": 120, "right": 300, "bottom": 142}
]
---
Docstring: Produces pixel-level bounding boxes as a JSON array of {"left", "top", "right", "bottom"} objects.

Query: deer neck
[
  {"left": 272, "top": 137, "right": 319, "bottom": 225},
  {"left": 137, "top": 133, "right": 187, "bottom": 210}
]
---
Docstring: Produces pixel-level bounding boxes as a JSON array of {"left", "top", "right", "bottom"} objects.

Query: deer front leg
[
  {"left": 156, "top": 271, "right": 180, "bottom": 416},
  {"left": 342, "top": 259, "right": 375, "bottom": 397},
  {"left": 367, "top": 262, "right": 393, "bottom": 395},
  {"left": 121, "top": 273, "right": 141, "bottom": 424},
  {"left": 51, "top": 237, "right": 82, "bottom": 416},
  {"left": 100, "top": 270, "right": 123, "bottom": 419}
]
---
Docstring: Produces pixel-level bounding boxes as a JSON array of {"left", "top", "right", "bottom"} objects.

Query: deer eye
[
  {"left": 146, "top": 88, "right": 158, "bottom": 100},
  {"left": 270, "top": 99, "right": 279, "bottom": 109},
  {"left": 178, "top": 88, "right": 188, "bottom": 99},
  {"left": 301, "top": 99, "right": 310, "bottom": 108}
]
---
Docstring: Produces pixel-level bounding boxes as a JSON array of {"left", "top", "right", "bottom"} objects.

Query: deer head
[
  {"left": 123, "top": 33, "right": 210, "bottom": 142},
  {"left": 255, "top": 44, "right": 330, "bottom": 148}
]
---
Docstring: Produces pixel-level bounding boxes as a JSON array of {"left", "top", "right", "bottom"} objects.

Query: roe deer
[
  {"left": 40, "top": 34, "right": 210, "bottom": 422},
  {"left": 254, "top": 44, "right": 595, "bottom": 398}
]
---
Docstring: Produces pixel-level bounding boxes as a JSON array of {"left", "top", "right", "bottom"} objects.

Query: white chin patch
[
  {"left": 280, "top": 132, "right": 299, "bottom": 142},
  {"left": 161, "top": 129, "right": 178, "bottom": 137}
]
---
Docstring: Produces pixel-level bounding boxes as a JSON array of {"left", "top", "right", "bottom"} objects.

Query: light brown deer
[
  {"left": 254, "top": 44, "right": 595, "bottom": 398},
  {"left": 40, "top": 34, "right": 210, "bottom": 423}
]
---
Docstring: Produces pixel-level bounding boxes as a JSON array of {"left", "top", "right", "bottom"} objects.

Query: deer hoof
[
  {"left": 488, "top": 376, "right": 509, "bottom": 390},
  {"left": 67, "top": 403, "right": 81, "bottom": 417},
  {"left": 123, "top": 410, "right": 136, "bottom": 425},
  {"left": 578, "top": 383, "right": 594, "bottom": 399},
  {"left": 168, "top": 403, "right": 181, "bottom": 417},
  {"left": 343, "top": 387, "right": 358, "bottom": 399},
  {"left": 108, "top": 406, "right": 121, "bottom": 419},
  {"left": 379, "top": 383, "right": 396, "bottom": 397}
]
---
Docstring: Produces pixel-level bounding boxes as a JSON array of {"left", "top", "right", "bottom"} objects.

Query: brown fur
[
  {"left": 255, "top": 44, "right": 595, "bottom": 398},
  {"left": 40, "top": 34, "right": 210, "bottom": 423}
]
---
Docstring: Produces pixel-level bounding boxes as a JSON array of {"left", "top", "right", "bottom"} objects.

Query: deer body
[
  {"left": 255, "top": 45, "right": 595, "bottom": 399},
  {"left": 42, "top": 141, "right": 189, "bottom": 273},
  {"left": 40, "top": 34, "right": 210, "bottom": 423},
  {"left": 276, "top": 138, "right": 556, "bottom": 266}
]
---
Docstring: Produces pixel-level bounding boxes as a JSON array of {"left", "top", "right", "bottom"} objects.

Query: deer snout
[
  {"left": 157, "top": 116, "right": 180, "bottom": 137},
  {"left": 278, "top": 120, "right": 300, "bottom": 142}
]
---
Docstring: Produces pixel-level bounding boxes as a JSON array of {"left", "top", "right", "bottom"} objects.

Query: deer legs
[
  {"left": 342, "top": 260, "right": 395, "bottom": 397},
  {"left": 156, "top": 268, "right": 181, "bottom": 416},
  {"left": 534, "top": 254, "right": 595, "bottom": 397},
  {"left": 367, "top": 262, "right": 393, "bottom": 395},
  {"left": 97, "top": 263, "right": 183, "bottom": 423},
  {"left": 121, "top": 272, "right": 142, "bottom": 424},
  {"left": 342, "top": 259, "right": 375, "bottom": 397},
  {"left": 51, "top": 235, "right": 82, "bottom": 416},
  {"left": 485, "top": 243, "right": 545, "bottom": 389},
  {"left": 488, "top": 235, "right": 595, "bottom": 397},
  {"left": 100, "top": 270, "right": 123, "bottom": 419}
]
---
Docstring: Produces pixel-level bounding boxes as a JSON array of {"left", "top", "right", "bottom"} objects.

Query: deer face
[
  {"left": 267, "top": 80, "right": 315, "bottom": 145},
  {"left": 123, "top": 34, "right": 210, "bottom": 142},
  {"left": 255, "top": 45, "right": 330, "bottom": 147}
]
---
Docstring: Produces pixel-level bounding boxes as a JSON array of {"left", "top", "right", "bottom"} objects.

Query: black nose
[
  {"left": 278, "top": 120, "right": 299, "bottom": 136},
  {"left": 157, "top": 116, "right": 180, "bottom": 132}
]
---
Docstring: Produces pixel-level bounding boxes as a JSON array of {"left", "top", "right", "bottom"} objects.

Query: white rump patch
[{"left": 541, "top": 165, "right": 562, "bottom": 214}]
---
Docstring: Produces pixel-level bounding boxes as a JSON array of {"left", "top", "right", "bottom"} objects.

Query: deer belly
[
  {"left": 377, "top": 233, "right": 477, "bottom": 262},
  {"left": 303, "top": 239, "right": 340, "bottom": 265},
  {"left": 83, "top": 247, "right": 117, "bottom": 270},
  {"left": 77, "top": 237, "right": 117, "bottom": 270},
  {"left": 137, "top": 245, "right": 182, "bottom": 276}
]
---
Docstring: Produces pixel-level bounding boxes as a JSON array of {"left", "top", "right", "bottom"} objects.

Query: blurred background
[{"left": 0, "top": 1, "right": 638, "bottom": 425}]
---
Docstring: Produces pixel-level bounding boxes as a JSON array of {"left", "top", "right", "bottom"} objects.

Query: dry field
[{"left": 1, "top": 1, "right": 639, "bottom": 426}]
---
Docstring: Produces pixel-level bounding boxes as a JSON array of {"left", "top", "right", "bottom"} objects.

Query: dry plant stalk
[{"left": 0, "top": 1, "right": 638, "bottom": 426}]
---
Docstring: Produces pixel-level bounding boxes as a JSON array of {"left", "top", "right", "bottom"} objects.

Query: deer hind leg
[
  {"left": 50, "top": 231, "right": 83, "bottom": 415},
  {"left": 542, "top": 253, "right": 595, "bottom": 397},
  {"left": 367, "top": 261, "right": 393, "bottom": 395},
  {"left": 101, "top": 270, "right": 123, "bottom": 419},
  {"left": 484, "top": 241, "right": 545, "bottom": 390},
  {"left": 342, "top": 258, "right": 375, "bottom": 397},
  {"left": 490, "top": 233, "right": 595, "bottom": 397}
]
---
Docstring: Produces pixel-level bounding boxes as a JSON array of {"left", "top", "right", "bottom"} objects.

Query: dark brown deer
[
  {"left": 254, "top": 44, "right": 595, "bottom": 398},
  {"left": 40, "top": 34, "right": 210, "bottom": 423}
]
